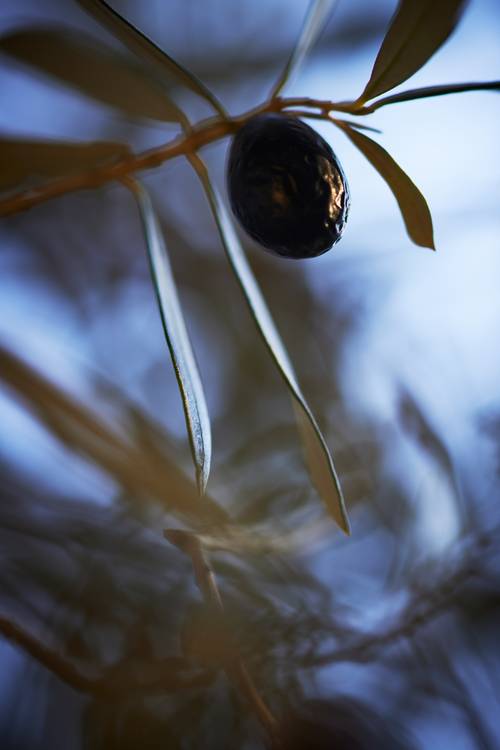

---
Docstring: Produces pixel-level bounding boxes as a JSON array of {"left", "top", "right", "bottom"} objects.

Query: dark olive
[{"left": 227, "top": 113, "right": 349, "bottom": 259}]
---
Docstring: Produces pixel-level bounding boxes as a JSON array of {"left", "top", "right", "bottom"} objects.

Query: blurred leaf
[
  {"left": 76, "top": 0, "right": 227, "bottom": 118},
  {"left": 125, "top": 178, "right": 212, "bottom": 496},
  {"left": 0, "top": 27, "right": 185, "bottom": 123},
  {"left": 270, "top": 0, "right": 337, "bottom": 98},
  {"left": 339, "top": 123, "right": 435, "bottom": 250},
  {"left": 188, "top": 10, "right": 390, "bottom": 89},
  {"left": 366, "top": 79, "right": 500, "bottom": 111},
  {"left": 397, "top": 387, "right": 456, "bottom": 489},
  {"left": 356, "top": 0, "right": 469, "bottom": 104},
  {"left": 0, "top": 343, "right": 226, "bottom": 524},
  {"left": 0, "top": 137, "right": 130, "bottom": 192},
  {"left": 189, "top": 155, "right": 349, "bottom": 534}
]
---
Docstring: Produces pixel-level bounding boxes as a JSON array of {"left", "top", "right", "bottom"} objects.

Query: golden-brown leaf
[{"left": 339, "top": 124, "right": 435, "bottom": 250}]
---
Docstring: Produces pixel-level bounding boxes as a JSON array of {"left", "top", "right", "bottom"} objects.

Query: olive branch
[{"left": 1, "top": 0, "right": 498, "bottom": 533}]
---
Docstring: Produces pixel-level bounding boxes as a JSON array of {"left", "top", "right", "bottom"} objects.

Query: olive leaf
[
  {"left": 356, "top": 0, "right": 469, "bottom": 105},
  {"left": 189, "top": 154, "right": 350, "bottom": 534},
  {"left": 124, "top": 178, "right": 212, "bottom": 496},
  {"left": 270, "top": 0, "right": 338, "bottom": 98},
  {"left": 338, "top": 123, "right": 435, "bottom": 250},
  {"left": 0, "top": 137, "right": 130, "bottom": 192},
  {"left": 333, "top": 119, "right": 381, "bottom": 134},
  {"left": 75, "top": 0, "right": 227, "bottom": 118},
  {"left": 364, "top": 79, "right": 500, "bottom": 111},
  {"left": 0, "top": 28, "right": 185, "bottom": 123}
]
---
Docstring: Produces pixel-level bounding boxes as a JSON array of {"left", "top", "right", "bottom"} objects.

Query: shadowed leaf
[
  {"left": 357, "top": 0, "right": 469, "bottom": 104},
  {"left": 271, "top": 0, "right": 338, "bottom": 98},
  {"left": 0, "top": 137, "right": 130, "bottom": 192},
  {"left": 339, "top": 123, "right": 435, "bottom": 250},
  {"left": 366, "top": 79, "right": 500, "bottom": 111},
  {"left": 188, "top": 154, "right": 349, "bottom": 534},
  {"left": 75, "top": 0, "right": 226, "bottom": 118},
  {"left": 397, "top": 386, "right": 457, "bottom": 490},
  {"left": 0, "top": 27, "right": 185, "bottom": 123},
  {"left": 124, "top": 179, "right": 212, "bottom": 495}
]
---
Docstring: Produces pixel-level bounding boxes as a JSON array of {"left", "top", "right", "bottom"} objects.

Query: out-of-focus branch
[
  {"left": 165, "top": 528, "right": 281, "bottom": 748},
  {"left": 309, "top": 531, "right": 495, "bottom": 668},
  {"left": 0, "top": 615, "right": 213, "bottom": 695},
  {"left": 0, "top": 616, "right": 96, "bottom": 692}
]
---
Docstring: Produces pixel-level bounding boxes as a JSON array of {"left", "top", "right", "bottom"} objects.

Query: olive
[{"left": 227, "top": 114, "right": 349, "bottom": 259}]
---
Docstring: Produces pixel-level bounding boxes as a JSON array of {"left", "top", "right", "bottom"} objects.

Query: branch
[
  {"left": 0, "top": 616, "right": 96, "bottom": 692},
  {"left": 165, "top": 529, "right": 281, "bottom": 748},
  {"left": 307, "top": 533, "right": 493, "bottom": 668},
  {"left": 0, "top": 97, "right": 355, "bottom": 218},
  {"left": 0, "top": 615, "right": 213, "bottom": 696}
]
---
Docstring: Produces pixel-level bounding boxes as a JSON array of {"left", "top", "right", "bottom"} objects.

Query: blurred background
[{"left": 0, "top": 0, "right": 499, "bottom": 747}]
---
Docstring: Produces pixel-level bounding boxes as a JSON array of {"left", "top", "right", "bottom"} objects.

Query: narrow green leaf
[
  {"left": 0, "top": 28, "right": 185, "bottom": 123},
  {"left": 339, "top": 124, "right": 434, "bottom": 250},
  {"left": 75, "top": 0, "right": 227, "bottom": 118},
  {"left": 271, "top": 0, "right": 338, "bottom": 98},
  {"left": 357, "top": 0, "right": 469, "bottom": 104},
  {"left": 189, "top": 154, "right": 349, "bottom": 533},
  {"left": 124, "top": 178, "right": 212, "bottom": 495},
  {"left": 0, "top": 137, "right": 130, "bottom": 192},
  {"left": 367, "top": 80, "right": 500, "bottom": 111}
]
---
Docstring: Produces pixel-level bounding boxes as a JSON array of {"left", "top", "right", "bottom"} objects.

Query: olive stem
[
  {"left": 277, "top": 96, "right": 366, "bottom": 115},
  {"left": 284, "top": 109, "right": 333, "bottom": 122},
  {"left": 0, "top": 96, "right": 365, "bottom": 218}
]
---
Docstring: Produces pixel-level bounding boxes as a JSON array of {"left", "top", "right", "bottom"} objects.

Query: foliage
[
  {"left": 0, "top": 1, "right": 499, "bottom": 748},
  {"left": 1, "top": 0, "right": 498, "bottom": 520}
]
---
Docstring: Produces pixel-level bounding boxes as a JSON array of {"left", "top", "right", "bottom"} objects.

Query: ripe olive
[{"left": 227, "top": 114, "right": 349, "bottom": 259}]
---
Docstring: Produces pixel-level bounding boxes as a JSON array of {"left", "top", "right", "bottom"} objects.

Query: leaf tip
[
  {"left": 338, "top": 506, "right": 351, "bottom": 535},
  {"left": 196, "top": 463, "right": 209, "bottom": 498},
  {"left": 163, "top": 528, "right": 186, "bottom": 547},
  {"left": 325, "top": 476, "right": 351, "bottom": 534},
  {"left": 414, "top": 236, "right": 436, "bottom": 251},
  {"left": 418, "top": 224, "right": 436, "bottom": 251},
  {"left": 164, "top": 528, "right": 198, "bottom": 555}
]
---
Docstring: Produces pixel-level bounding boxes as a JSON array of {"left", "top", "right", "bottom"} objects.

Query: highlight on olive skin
[{"left": 227, "top": 114, "right": 350, "bottom": 259}]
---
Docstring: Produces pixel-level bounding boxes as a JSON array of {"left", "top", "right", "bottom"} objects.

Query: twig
[
  {"left": 164, "top": 529, "right": 281, "bottom": 748},
  {"left": 0, "top": 616, "right": 96, "bottom": 692},
  {"left": 0, "top": 615, "right": 213, "bottom": 696},
  {"left": 0, "top": 96, "right": 360, "bottom": 218},
  {"left": 306, "top": 536, "right": 491, "bottom": 668}
]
